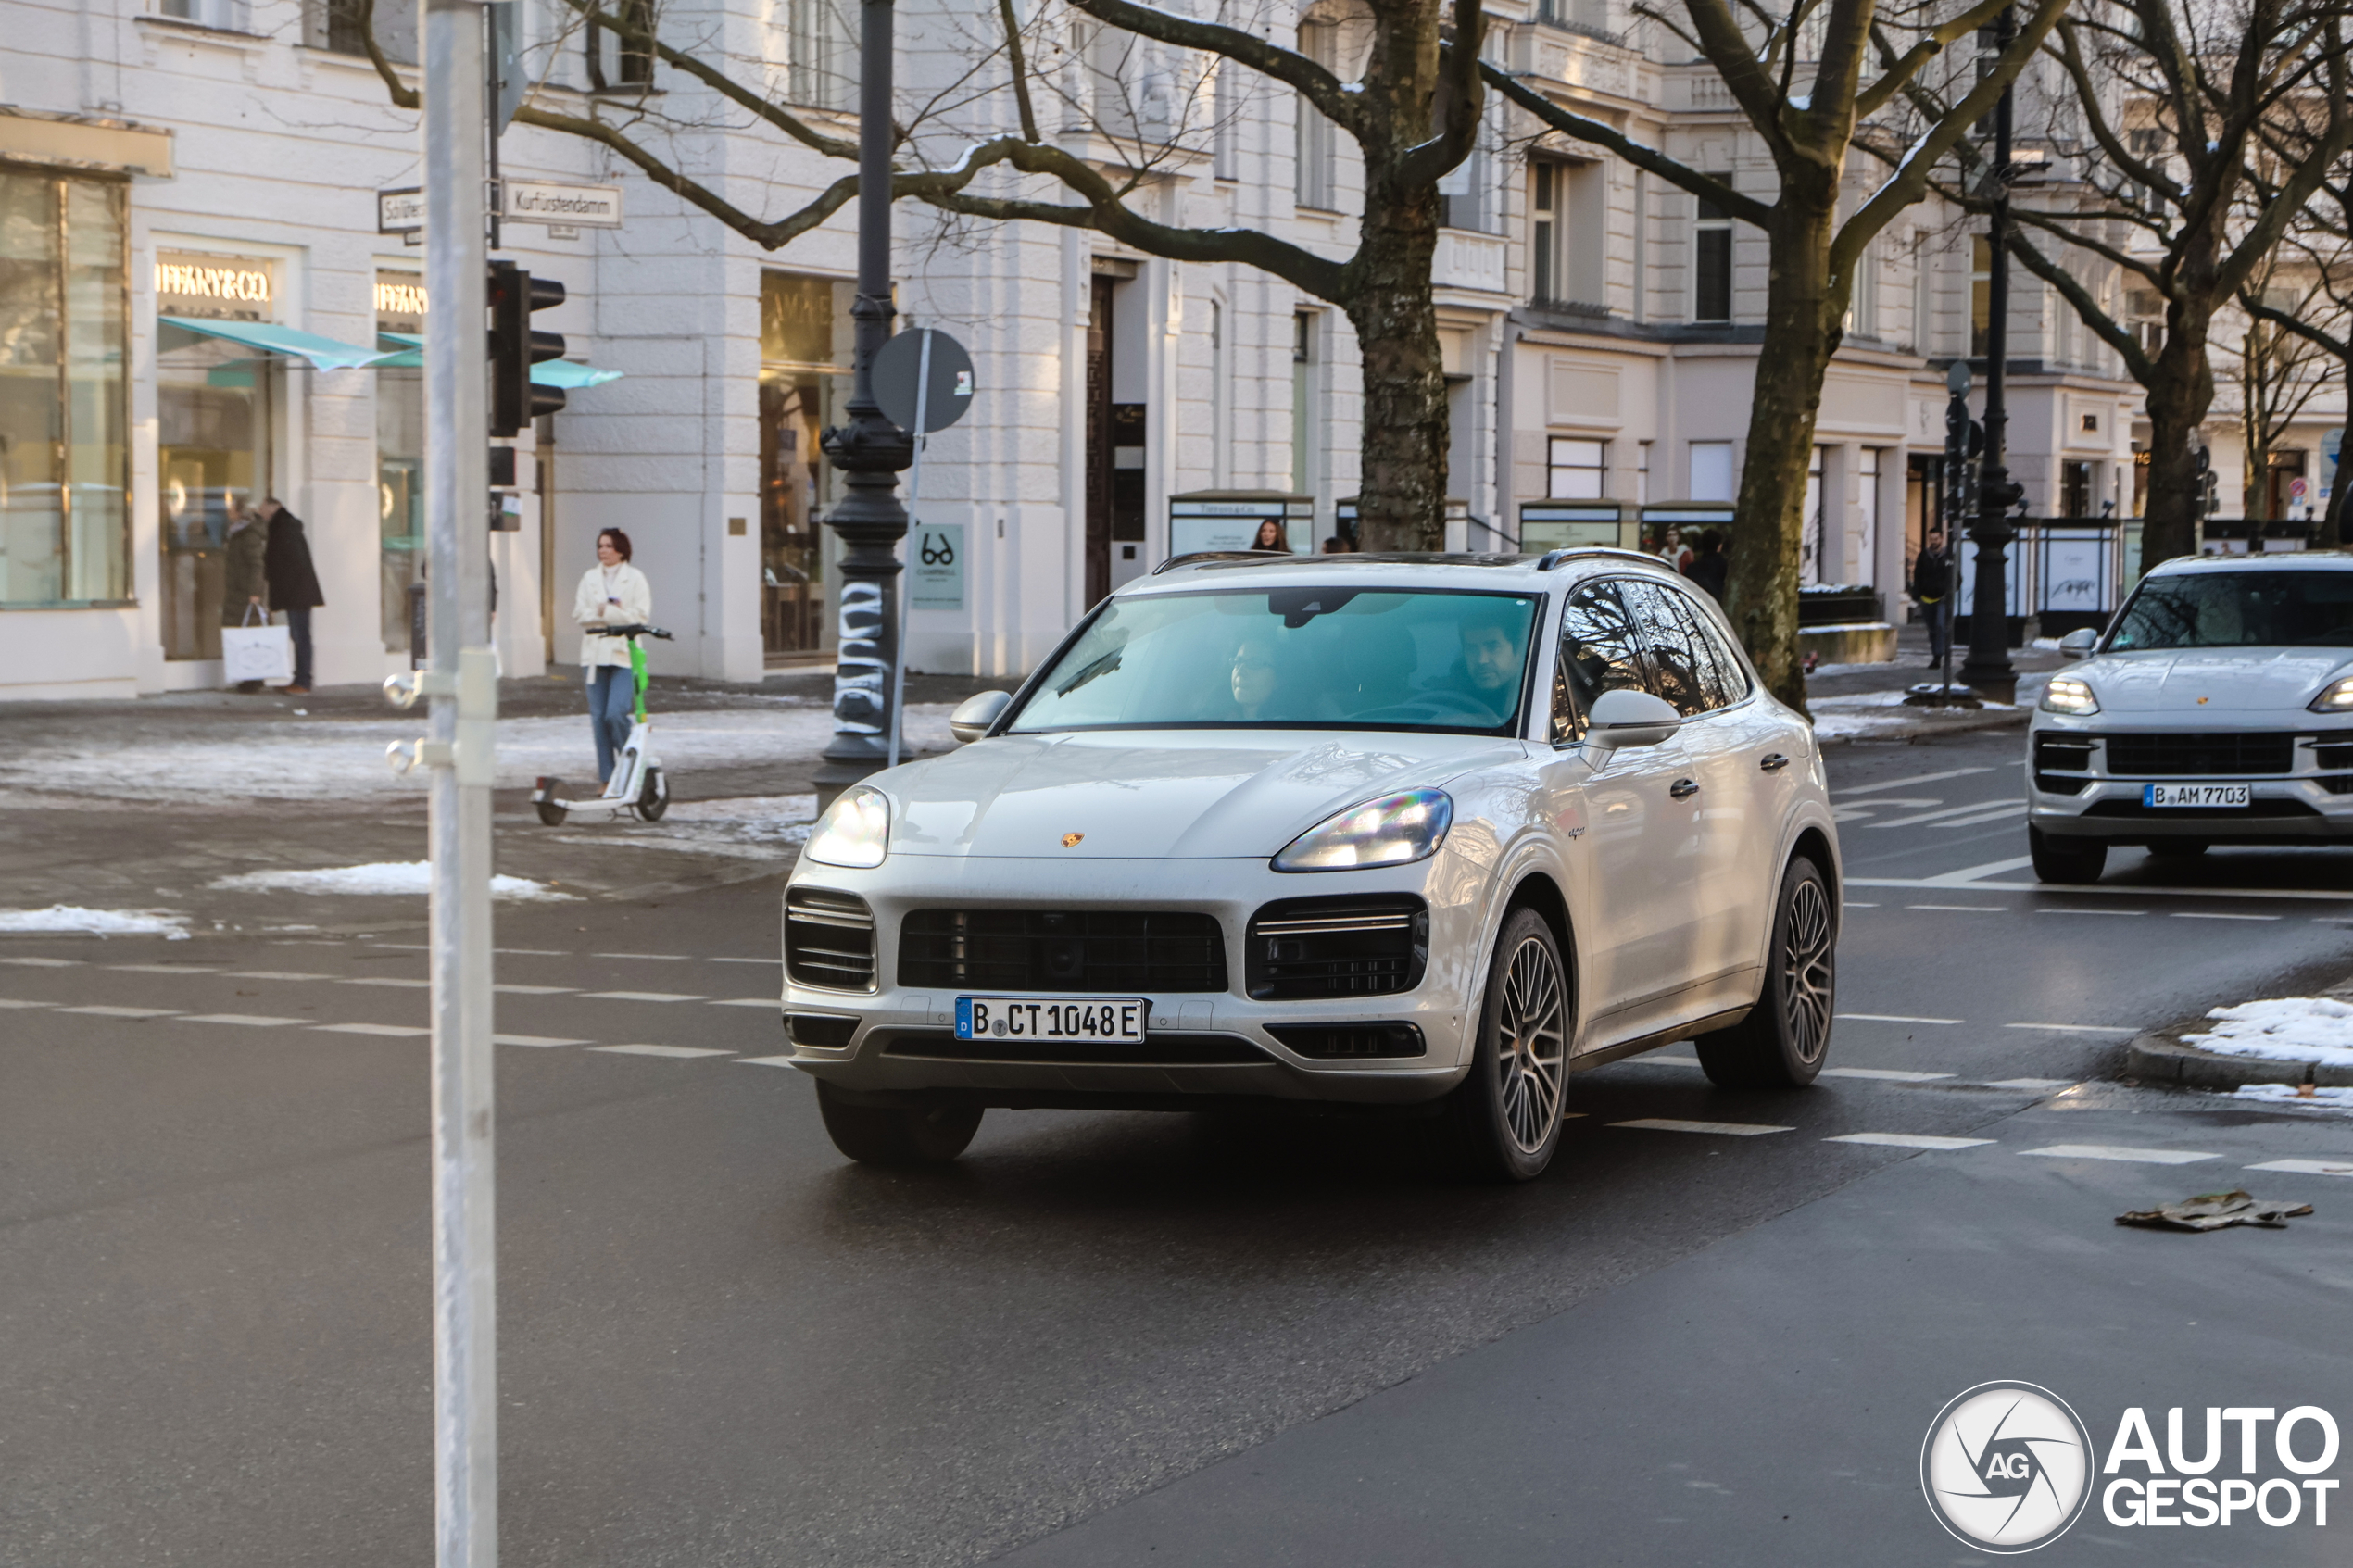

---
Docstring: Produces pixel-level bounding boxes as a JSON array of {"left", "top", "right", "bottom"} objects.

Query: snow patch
[
  {"left": 211, "top": 862, "right": 576, "bottom": 900},
  {"left": 2233, "top": 1083, "right": 2353, "bottom": 1110},
  {"left": 2184, "top": 997, "right": 2353, "bottom": 1066},
  {"left": 0, "top": 905, "right": 191, "bottom": 938}
]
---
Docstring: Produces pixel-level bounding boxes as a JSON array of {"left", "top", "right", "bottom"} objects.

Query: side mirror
[
  {"left": 1583, "top": 687, "right": 1682, "bottom": 754},
  {"left": 949, "top": 690, "right": 1013, "bottom": 745},
  {"left": 2058, "top": 628, "right": 2099, "bottom": 657}
]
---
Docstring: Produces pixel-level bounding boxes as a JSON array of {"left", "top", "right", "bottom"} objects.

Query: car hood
[
  {"left": 877, "top": 730, "right": 1521, "bottom": 859},
  {"left": 2074, "top": 647, "right": 2353, "bottom": 716}
]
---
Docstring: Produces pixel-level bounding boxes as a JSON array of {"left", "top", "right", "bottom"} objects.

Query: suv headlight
[
  {"left": 804, "top": 785, "right": 889, "bottom": 868},
  {"left": 2312, "top": 676, "right": 2353, "bottom": 713},
  {"left": 2042, "top": 676, "right": 2100, "bottom": 716},
  {"left": 1273, "top": 788, "right": 1453, "bottom": 872}
]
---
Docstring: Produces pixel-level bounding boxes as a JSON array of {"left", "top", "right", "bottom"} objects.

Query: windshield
[
  {"left": 2108, "top": 571, "right": 2353, "bottom": 650},
  {"left": 1009, "top": 587, "right": 1541, "bottom": 735}
]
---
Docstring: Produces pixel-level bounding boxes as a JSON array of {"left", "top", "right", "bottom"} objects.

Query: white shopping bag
[{"left": 220, "top": 608, "right": 294, "bottom": 684}]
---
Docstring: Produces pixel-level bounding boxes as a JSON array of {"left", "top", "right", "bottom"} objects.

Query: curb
[
  {"left": 1815, "top": 707, "right": 2029, "bottom": 746},
  {"left": 2122, "top": 1029, "right": 2353, "bottom": 1090}
]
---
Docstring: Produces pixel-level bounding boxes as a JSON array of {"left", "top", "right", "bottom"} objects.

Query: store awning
[
  {"left": 374, "top": 332, "right": 623, "bottom": 388},
  {"left": 159, "top": 315, "right": 393, "bottom": 371}
]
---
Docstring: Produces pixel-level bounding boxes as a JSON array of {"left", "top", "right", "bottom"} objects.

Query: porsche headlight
[
  {"left": 1273, "top": 788, "right": 1453, "bottom": 872},
  {"left": 2041, "top": 676, "right": 2100, "bottom": 716},
  {"left": 2311, "top": 676, "right": 2353, "bottom": 713},
  {"left": 804, "top": 785, "right": 889, "bottom": 868}
]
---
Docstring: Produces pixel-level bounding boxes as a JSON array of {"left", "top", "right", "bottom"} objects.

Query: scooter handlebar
[{"left": 583, "top": 623, "right": 673, "bottom": 640}]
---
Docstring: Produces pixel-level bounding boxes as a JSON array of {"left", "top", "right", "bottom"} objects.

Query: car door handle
[
  {"left": 1759, "top": 753, "right": 1791, "bottom": 772},
  {"left": 1669, "top": 778, "right": 1701, "bottom": 799}
]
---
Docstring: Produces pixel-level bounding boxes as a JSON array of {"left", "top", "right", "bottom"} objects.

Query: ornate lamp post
[
  {"left": 812, "top": 0, "right": 914, "bottom": 807},
  {"left": 1961, "top": 4, "right": 2027, "bottom": 697}
]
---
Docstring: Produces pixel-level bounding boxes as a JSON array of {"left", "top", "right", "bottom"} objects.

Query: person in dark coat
[
  {"left": 1909, "top": 527, "right": 1954, "bottom": 667},
  {"left": 258, "top": 497, "right": 324, "bottom": 693},
  {"left": 1683, "top": 529, "right": 1730, "bottom": 600}
]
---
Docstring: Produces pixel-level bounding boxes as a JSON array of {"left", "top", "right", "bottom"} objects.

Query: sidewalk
[{"left": 1804, "top": 620, "right": 2059, "bottom": 744}]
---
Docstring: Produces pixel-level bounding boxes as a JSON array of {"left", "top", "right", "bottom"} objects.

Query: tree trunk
[
  {"left": 2139, "top": 316, "right": 2216, "bottom": 572},
  {"left": 1346, "top": 155, "right": 1449, "bottom": 551},
  {"left": 1724, "top": 196, "right": 1841, "bottom": 714},
  {"left": 2321, "top": 384, "right": 2353, "bottom": 550}
]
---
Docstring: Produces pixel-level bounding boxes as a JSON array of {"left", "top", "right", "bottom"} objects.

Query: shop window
[
  {"left": 156, "top": 249, "right": 280, "bottom": 660},
  {"left": 0, "top": 170, "right": 130, "bottom": 608},
  {"left": 374, "top": 269, "right": 425, "bottom": 653},
  {"left": 759, "top": 270, "right": 853, "bottom": 659},
  {"left": 1693, "top": 178, "right": 1731, "bottom": 322},
  {"left": 1547, "top": 438, "right": 1607, "bottom": 500},
  {"left": 2060, "top": 460, "right": 2095, "bottom": 519}
]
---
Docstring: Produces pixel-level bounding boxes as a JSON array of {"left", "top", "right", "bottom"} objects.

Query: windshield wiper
[{"left": 1054, "top": 648, "right": 1123, "bottom": 697}]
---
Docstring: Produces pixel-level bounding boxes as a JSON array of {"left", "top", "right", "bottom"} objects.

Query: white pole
[
  {"left": 422, "top": 2, "right": 497, "bottom": 1564},
  {"left": 888, "top": 329, "right": 935, "bottom": 771}
]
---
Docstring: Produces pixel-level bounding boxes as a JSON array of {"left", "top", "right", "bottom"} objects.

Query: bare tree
[
  {"left": 2243, "top": 150, "right": 2353, "bottom": 545},
  {"left": 1961, "top": 0, "right": 2353, "bottom": 572},
  {"left": 1483, "top": 0, "right": 2068, "bottom": 709},
  {"left": 2224, "top": 254, "right": 2336, "bottom": 518}
]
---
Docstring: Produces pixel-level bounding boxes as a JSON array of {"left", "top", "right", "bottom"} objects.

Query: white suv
[
  {"left": 2029, "top": 552, "right": 2353, "bottom": 883},
  {"left": 782, "top": 551, "right": 1842, "bottom": 1181}
]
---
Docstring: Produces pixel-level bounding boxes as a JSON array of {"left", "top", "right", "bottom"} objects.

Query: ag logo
[{"left": 1921, "top": 1382, "right": 2095, "bottom": 1553}]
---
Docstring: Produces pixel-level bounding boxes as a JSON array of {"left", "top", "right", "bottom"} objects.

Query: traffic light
[{"left": 487, "top": 259, "right": 566, "bottom": 437}]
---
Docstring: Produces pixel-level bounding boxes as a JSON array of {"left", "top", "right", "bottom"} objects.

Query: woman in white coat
[{"left": 573, "top": 528, "right": 653, "bottom": 784}]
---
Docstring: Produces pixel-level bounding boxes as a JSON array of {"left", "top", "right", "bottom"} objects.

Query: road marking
[
  {"left": 1611, "top": 1118, "right": 1793, "bottom": 1136},
  {"left": 736, "top": 1055, "right": 800, "bottom": 1067},
  {"left": 107, "top": 963, "right": 218, "bottom": 974},
  {"left": 2171, "top": 911, "right": 2282, "bottom": 922},
  {"left": 2005, "top": 1022, "right": 2137, "bottom": 1034},
  {"left": 580, "top": 990, "right": 705, "bottom": 1003},
  {"left": 595, "top": 952, "right": 689, "bottom": 961},
  {"left": 711, "top": 957, "right": 782, "bottom": 965},
  {"left": 1906, "top": 904, "right": 2004, "bottom": 912},
  {"left": 1826, "top": 1132, "right": 1994, "bottom": 1150},
  {"left": 1984, "top": 1078, "right": 2073, "bottom": 1090},
  {"left": 1933, "top": 805, "right": 2032, "bottom": 829},
  {"left": 2021, "top": 1143, "right": 2218, "bottom": 1165},
  {"left": 494, "top": 947, "right": 571, "bottom": 957},
  {"left": 1820, "top": 1067, "right": 1956, "bottom": 1082},
  {"left": 494, "top": 984, "right": 575, "bottom": 995},
  {"left": 342, "top": 976, "right": 430, "bottom": 988},
  {"left": 59, "top": 1004, "right": 178, "bottom": 1017},
  {"left": 181, "top": 1013, "right": 307, "bottom": 1027},
  {"left": 2246, "top": 1159, "right": 2353, "bottom": 1177},
  {"left": 227, "top": 971, "right": 336, "bottom": 980},
  {"left": 709, "top": 997, "right": 778, "bottom": 1008},
  {"left": 590, "top": 1044, "right": 734, "bottom": 1060},
  {"left": 2036, "top": 908, "right": 2145, "bottom": 917},
  {"left": 1837, "top": 768, "right": 1995, "bottom": 795},
  {"left": 1833, "top": 798, "right": 1942, "bottom": 821},
  {"left": 1843, "top": 900, "right": 1881, "bottom": 908},
  {"left": 1919, "top": 856, "right": 2039, "bottom": 885},
  {"left": 0, "top": 957, "right": 83, "bottom": 966},
  {"left": 0, "top": 998, "right": 57, "bottom": 1009},
  {"left": 313, "top": 1022, "right": 431, "bottom": 1037},
  {"left": 496, "top": 1034, "right": 592, "bottom": 1047},
  {"left": 1836, "top": 1012, "right": 1962, "bottom": 1024},
  {"left": 1848, "top": 877, "right": 2353, "bottom": 903},
  {"left": 1872, "top": 801, "right": 2025, "bottom": 830}
]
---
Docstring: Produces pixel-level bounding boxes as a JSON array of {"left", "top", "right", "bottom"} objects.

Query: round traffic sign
[
  {"left": 872, "top": 328, "right": 975, "bottom": 434},
  {"left": 2290, "top": 477, "right": 2309, "bottom": 498}
]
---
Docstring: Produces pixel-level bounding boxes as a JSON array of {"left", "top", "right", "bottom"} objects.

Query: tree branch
[
  {"left": 2005, "top": 223, "right": 2152, "bottom": 383},
  {"left": 1482, "top": 63, "right": 1771, "bottom": 228},
  {"left": 560, "top": 1, "right": 861, "bottom": 161},
  {"left": 1065, "top": 0, "right": 1362, "bottom": 135}
]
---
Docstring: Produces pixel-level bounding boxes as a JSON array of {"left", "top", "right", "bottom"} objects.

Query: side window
[
  {"left": 1661, "top": 585, "right": 1752, "bottom": 709},
  {"left": 1552, "top": 579, "right": 1649, "bottom": 742},
  {"left": 1615, "top": 578, "right": 1711, "bottom": 718}
]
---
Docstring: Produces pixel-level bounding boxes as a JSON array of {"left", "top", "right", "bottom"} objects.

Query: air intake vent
[
  {"left": 785, "top": 886, "right": 875, "bottom": 991},
  {"left": 2098, "top": 732, "right": 2294, "bottom": 777},
  {"left": 898, "top": 909, "right": 1227, "bottom": 993},
  {"left": 1246, "top": 895, "right": 1428, "bottom": 1000},
  {"left": 1266, "top": 1022, "right": 1427, "bottom": 1059},
  {"left": 786, "top": 1012, "right": 858, "bottom": 1048}
]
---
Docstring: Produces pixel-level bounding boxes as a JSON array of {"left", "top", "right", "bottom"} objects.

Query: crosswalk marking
[
  {"left": 182, "top": 1013, "right": 306, "bottom": 1027},
  {"left": 2036, "top": 908, "right": 2145, "bottom": 917},
  {"left": 1918, "top": 855, "right": 2038, "bottom": 885},
  {"left": 1835, "top": 768, "right": 1994, "bottom": 795},
  {"left": 0, "top": 997, "right": 57, "bottom": 1009},
  {"left": 2246, "top": 1159, "right": 2353, "bottom": 1177},
  {"left": 0, "top": 956, "right": 82, "bottom": 966},
  {"left": 590, "top": 1044, "right": 734, "bottom": 1060},
  {"left": 2021, "top": 1144, "right": 2218, "bottom": 1165},
  {"left": 709, "top": 997, "right": 777, "bottom": 1008},
  {"left": 1611, "top": 1118, "right": 1793, "bottom": 1136},
  {"left": 1819, "top": 1067, "right": 1954, "bottom": 1082},
  {"left": 342, "top": 977, "right": 430, "bottom": 988},
  {"left": 595, "top": 952, "right": 692, "bottom": 961},
  {"left": 580, "top": 991, "right": 705, "bottom": 1003},
  {"left": 59, "top": 1004, "right": 176, "bottom": 1017},
  {"left": 1825, "top": 1133, "right": 1994, "bottom": 1150},
  {"left": 1872, "top": 801, "right": 2024, "bottom": 830},
  {"left": 736, "top": 1055, "right": 800, "bottom": 1067},
  {"left": 107, "top": 963, "right": 218, "bottom": 974},
  {"left": 1984, "top": 1078, "right": 2073, "bottom": 1090},
  {"left": 2005, "top": 1022, "right": 2137, "bottom": 1034},
  {"left": 1836, "top": 1012, "right": 1961, "bottom": 1024},
  {"left": 313, "top": 1022, "right": 430, "bottom": 1037},
  {"left": 1906, "top": 904, "right": 2002, "bottom": 912},
  {"left": 2171, "top": 912, "right": 2282, "bottom": 922},
  {"left": 495, "top": 1034, "right": 592, "bottom": 1047},
  {"left": 227, "top": 971, "right": 336, "bottom": 980},
  {"left": 494, "top": 984, "right": 575, "bottom": 995}
]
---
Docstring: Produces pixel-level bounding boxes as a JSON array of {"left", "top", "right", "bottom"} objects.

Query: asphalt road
[{"left": 6, "top": 726, "right": 2352, "bottom": 1566}]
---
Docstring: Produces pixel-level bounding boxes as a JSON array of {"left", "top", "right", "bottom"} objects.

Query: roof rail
[
  {"left": 1149, "top": 549, "right": 1293, "bottom": 576},
  {"left": 1535, "top": 546, "right": 1670, "bottom": 571}
]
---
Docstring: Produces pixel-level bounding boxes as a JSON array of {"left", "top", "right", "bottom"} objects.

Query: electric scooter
[{"left": 535, "top": 623, "right": 673, "bottom": 825}]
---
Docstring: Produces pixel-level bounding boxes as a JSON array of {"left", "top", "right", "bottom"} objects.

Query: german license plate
[
  {"left": 2144, "top": 783, "right": 2251, "bottom": 808},
  {"left": 956, "top": 997, "right": 1146, "bottom": 1044}
]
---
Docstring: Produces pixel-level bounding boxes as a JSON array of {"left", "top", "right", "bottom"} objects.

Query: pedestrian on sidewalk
[
  {"left": 573, "top": 527, "right": 652, "bottom": 785},
  {"left": 1251, "top": 518, "right": 1293, "bottom": 553},
  {"left": 1911, "top": 527, "right": 1954, "bottom": 667},
  {"left": 258, "top": 497, "right": 323, "bottom": 694},
  {"left": 1683, "top": 529, "right": 1729, "bottom": 600},
  {"left": 221, "top": 495, "right": 271, "bottom": 692}
]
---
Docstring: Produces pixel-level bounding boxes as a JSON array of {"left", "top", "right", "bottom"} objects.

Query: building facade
[{"left": 2, "top": 0, "right": 2334, "bottom": 704}]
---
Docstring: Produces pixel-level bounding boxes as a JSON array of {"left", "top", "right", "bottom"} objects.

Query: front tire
[
  {"left": 1695, "top": 857, "right": 1835, "bottom": 1089},
  {"left": 2029, "top": 824, "right": 2108, "bottom": 883},
  {"left": 1439, "top": 908, "right": 1570, "bottom": 1183},
  {"left": 814, "top": 1081, "right": 982, "bottom": 1166},
  {"left": 635, "top": 766, "right": 669, "bottom": 822}
]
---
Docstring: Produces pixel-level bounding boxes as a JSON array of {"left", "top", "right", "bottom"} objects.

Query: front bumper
[
  {"left": 2028, "top": 721, "right": 2353, "bottom": 845},
  {"left": 778, "top": 855, "right": 1482, "bottom": 1108}
]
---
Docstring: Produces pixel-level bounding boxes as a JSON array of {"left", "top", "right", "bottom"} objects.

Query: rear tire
[
  {"left": 535, "top": 799, "right": 567, "bottom": 826},
  {"left": 635, "top": 766, "right": 669, "bottom": 822},
  {"left": 2029, "top": 824, "right": 2108, "bottom": 883},
  {"left": 1695, "top": 857, "right": 1835, "bottom": 1089},
  {"left": 1438, "top": 908, "right": 1570, "bottom": 1183},
  {"left": 814, "top": 1080, "right": 982, "bottom": 1166}
]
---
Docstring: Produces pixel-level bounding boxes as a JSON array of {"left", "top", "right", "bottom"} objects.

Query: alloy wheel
[
  {"left": 1780, "top": 874, "right": 1834, "bottom": 1065},
  {"left": 1495, "top": 935, "right": 1567, "bottom": 1154}
]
